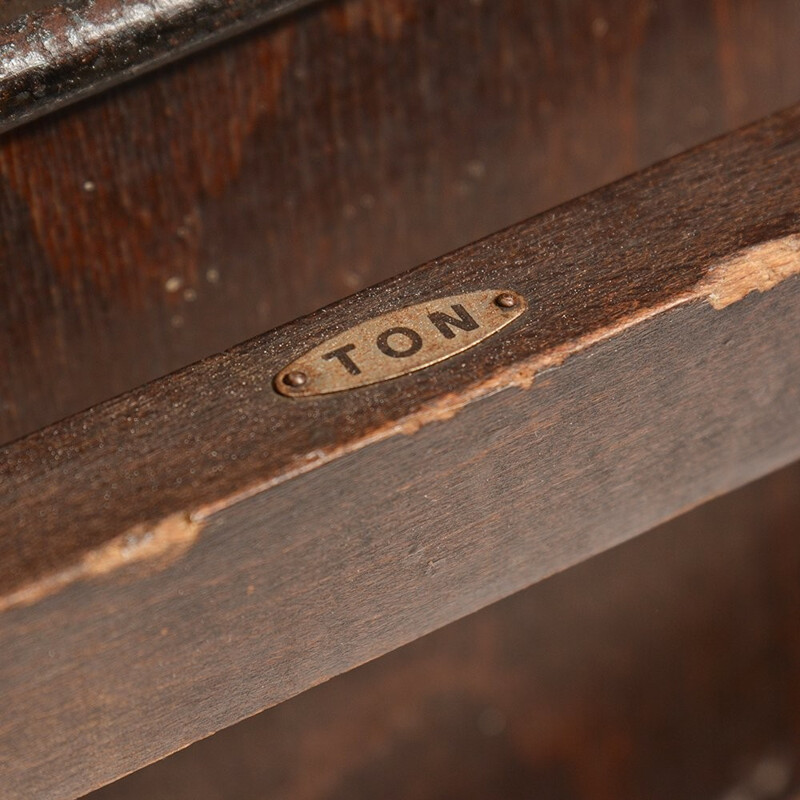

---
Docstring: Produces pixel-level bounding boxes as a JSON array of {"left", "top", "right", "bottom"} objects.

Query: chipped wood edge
[
  {"left": 700, "top": 234, "right": 800, "bottom": 309},
  {"left": 0, "top": 512, "right": 200, "bottom": 612}
]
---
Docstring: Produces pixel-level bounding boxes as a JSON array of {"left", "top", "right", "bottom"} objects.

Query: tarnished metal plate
[{"left": 275, "top": 289, "right": 526, "bottom": 397}]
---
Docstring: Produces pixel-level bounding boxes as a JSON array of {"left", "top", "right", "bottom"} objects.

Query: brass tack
[
  {"left": 495, "top": 292, "right": 517, "bottom": 308},
  {"left": 282, "top": 371, "right": 308, "bottom": 388}
]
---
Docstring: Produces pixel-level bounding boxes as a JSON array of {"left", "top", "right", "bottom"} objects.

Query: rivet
[
  {"left": 495, "top": 292, "right": 517, "bottom": 308},
  {"left": 283, "top": 371, "right": 308, "bottom": 388}
]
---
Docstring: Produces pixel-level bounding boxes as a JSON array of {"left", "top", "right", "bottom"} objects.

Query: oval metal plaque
[{"left": 275, "top": 289, "right": 526, "bottom": 397}]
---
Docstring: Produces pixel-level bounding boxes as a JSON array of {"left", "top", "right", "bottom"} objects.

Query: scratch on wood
[{"left": 0, "top": 512, "right": 200, "bottom": 612}]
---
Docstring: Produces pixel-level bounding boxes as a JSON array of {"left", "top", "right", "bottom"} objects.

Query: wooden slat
[{"left": 2, "top": 106, "right": 800, "bottom": 799}]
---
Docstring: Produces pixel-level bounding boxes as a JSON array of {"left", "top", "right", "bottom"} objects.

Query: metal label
[{"left": 275, "top": 289, "right": 526, "bottom": 397}]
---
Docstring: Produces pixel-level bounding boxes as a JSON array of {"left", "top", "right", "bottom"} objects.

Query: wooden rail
[{"left": 2, "top": 105, "right": 799, "bottom": 798}]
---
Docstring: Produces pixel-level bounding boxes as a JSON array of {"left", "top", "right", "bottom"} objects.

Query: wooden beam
[{"left": 2, "top": 106, "right": 800, "bottom": 799}]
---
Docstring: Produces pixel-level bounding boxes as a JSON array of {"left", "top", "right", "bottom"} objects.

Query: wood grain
[
  {"left": 2, "top": 0, "right": 800, "bottom": 444},
  {"left": 1, "top": 106, "right": 800, "bottom": 798},
  {"left": 88, "top": 460, "right": 800, "bottom": 800}
]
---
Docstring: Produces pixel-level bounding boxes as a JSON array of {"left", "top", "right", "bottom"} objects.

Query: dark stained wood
[
  {"left": 88, "top": 459, "right": 800, "bottom": 800},
  {"left": 2, "top": 106, "right": 800, "bottom": 799},
  {"left": 2, "top": 0, "right": 800, "bottom": 444},
  {"left": 0, "top": 0, "right": 320, "bottom": 131}
]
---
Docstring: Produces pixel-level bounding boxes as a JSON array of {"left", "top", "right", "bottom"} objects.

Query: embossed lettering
[
  {"left": 322, "top": 343, "right": 361, "bottom": 375},
  {"left": 376, "top": 327, "right": 423, "bottom": 358},
  {"left": 427, "top": 304, "right": 479, "bottom": 339}
]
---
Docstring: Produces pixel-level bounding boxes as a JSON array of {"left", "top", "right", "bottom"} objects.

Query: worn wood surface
[
  {"left": 1, "top": 107, "right": 800, "bottom": 798},
  {"left": 88, "top": 460, "right": 800, "bottom": 800},
  {"left": 2, "top": 0, "right": 800, "bottom": 444}
]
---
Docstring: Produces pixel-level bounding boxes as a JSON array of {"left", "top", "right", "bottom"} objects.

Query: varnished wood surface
[
  {"left": 0, "top": 0, "right": 319, "bottom": 131},
  {"left": 1, "top": 107, "right": 800, "bottom": 798},
  {"left": 88, "top": 460, "right": 800, "bottom": 800},
  {"left": 2, "top": 0, "right": 800, "bottom": 444}
]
